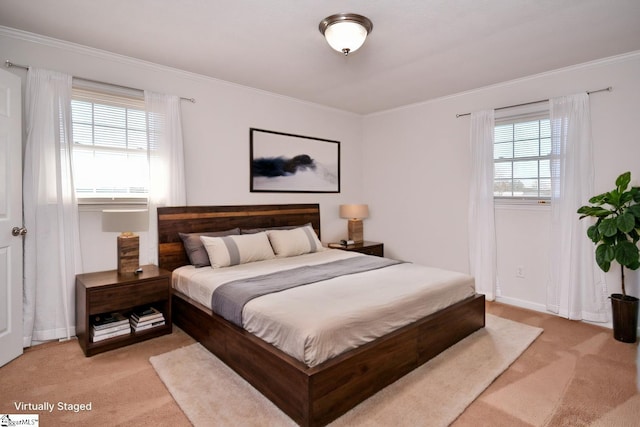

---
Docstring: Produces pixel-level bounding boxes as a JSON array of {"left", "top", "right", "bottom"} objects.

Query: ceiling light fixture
[{"left": 319, "top": 13, "right": 373, "bottom": 56}]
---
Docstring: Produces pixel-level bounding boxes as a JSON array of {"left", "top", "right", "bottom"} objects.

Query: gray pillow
[{"left": 179, "top": 228, "right": 241, "bottom": 267}]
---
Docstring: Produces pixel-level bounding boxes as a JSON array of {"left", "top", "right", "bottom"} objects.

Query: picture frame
[{"left": 250, "top": 128, "right": 340, "bottom": 193}]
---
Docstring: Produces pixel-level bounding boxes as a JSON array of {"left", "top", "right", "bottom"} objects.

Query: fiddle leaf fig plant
[{"left": 577, "top": 171, "right": 640, "bottom": 297}]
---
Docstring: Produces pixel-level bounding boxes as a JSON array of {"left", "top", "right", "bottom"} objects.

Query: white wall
[
  {"left": 4, "top": 26, "right": 640, "bottom": 314},
  {"left": 494, "top": 205, "right": 551, "bottom": 311},
  {"left": 0, "top": 28, "right": 364, "bottom": 273},
  {"left": 363, "top": 52, "right": 640, "bottom": 311}
]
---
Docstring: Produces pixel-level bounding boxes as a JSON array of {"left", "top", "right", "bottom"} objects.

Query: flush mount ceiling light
[{"left": 319, "top": 13, "right": 373, "bottom": 56}]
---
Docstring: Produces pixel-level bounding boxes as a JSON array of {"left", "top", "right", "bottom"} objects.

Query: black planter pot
[{"left": 610, "top": 293, "right": 639, "bottom": 343}]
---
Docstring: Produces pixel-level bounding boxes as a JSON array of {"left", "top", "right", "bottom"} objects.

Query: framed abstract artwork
[{"left": 250, "top": 128, "right": 340, "bottom": 193}]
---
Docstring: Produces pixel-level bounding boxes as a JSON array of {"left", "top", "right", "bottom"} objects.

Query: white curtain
[
  {"left": 23, "top": 68, "right": 82, "bottom": 346},
  {"left": 468, "top": 110, "right": 497, "bottom": 300},
  {"left": 546, "top": 93, "right": 607, "bottom": 321},
  {"left": 144, "top": 91, "right": 186, "bottom": 265}
]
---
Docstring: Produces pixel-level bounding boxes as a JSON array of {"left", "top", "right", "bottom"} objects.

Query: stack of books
[
  {"left": 130, "top": 306, "right": 165, "bottom": 332},
  {"left": 91, "top": 312, "right": 130, "bottom": 342},
  {"left": 328, "top": 240, "right": 356, "bottom": 249}
]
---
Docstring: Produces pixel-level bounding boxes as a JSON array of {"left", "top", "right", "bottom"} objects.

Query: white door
[{"left": 0, "top": 68, "right": 23, "bottom": 367}]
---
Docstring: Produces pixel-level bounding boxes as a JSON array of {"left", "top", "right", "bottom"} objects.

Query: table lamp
[
  {"left": 102, "top": 209, "right": 149, "bottom": 274},
  {"left": 339, "top": 204, "right": 369, "bottom": 243}
]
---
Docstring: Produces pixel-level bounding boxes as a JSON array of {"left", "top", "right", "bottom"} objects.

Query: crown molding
[
  {"left": 4, "top": 25, "right": 636, "bottom": 118},
  {"left": 0, "top": 25, "right": 360, "bottom": 117},
  {"left": 0, "top": 26, "right": 165, "bottom": 72},
  {"left": 366, "top": 49, "right": 640, "bottom": 117}
]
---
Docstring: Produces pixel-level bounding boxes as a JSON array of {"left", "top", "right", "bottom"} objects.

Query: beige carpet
[
  {"left": 150, "top": 314, "right": 543, "bottom": 426},
  {"left": 456, "top": 304, "right": 639, "bottom": 427}
]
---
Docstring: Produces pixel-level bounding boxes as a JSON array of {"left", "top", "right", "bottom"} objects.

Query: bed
[{"left": 158, "top": 204, "right": 485, "bottom": 427}]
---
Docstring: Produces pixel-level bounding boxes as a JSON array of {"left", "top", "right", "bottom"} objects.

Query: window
[
  {"left": 494, "top": 114, "right": 551, "bottom": 200},
  {"left": 71, "top": 87, "right": 148, "bottom": 201}
]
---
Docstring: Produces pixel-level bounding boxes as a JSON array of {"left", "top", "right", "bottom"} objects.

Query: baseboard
[
  {"left": 582, "top": 319, "right": 612, "bottom": 330},
  {"left": 495, "top": 296, "right": 547, "bottom": 314},
  {"left": 497, "top": 296, "right": 640, "bottom": 338}
]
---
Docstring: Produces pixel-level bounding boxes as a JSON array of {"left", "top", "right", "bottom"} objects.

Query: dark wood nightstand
[
  {"left": 76, "top": 264, "right": 172, "bottom": 356},
  {"left": 330, "top": 241, "right": 384, "bottom": 257}
]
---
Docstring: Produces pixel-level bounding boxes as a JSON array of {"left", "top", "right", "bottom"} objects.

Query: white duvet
[{"left": 172, "top": 249, "right": 476, "bottom": 367}]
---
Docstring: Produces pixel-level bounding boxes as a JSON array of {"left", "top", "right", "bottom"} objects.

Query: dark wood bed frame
[{"left": 158, "top": 204, "right": 485, "bottom": 427}]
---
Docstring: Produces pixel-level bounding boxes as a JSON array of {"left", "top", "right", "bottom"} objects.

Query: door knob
[{"left": 11, "top": 227, "right": 27, "bottom": 236}]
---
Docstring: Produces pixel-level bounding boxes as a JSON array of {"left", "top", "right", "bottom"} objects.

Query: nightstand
[
  {"left": 331, "top": 241, "right": 384, "bottom": 257},
  {"left": 76, "top": 264, "right": 172, "bottom": 356}
]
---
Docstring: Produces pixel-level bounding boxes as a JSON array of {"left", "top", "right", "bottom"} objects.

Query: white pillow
[
  {"left": 267, "top": 225, "right": 324, "bottom": 257},
  {"left": 200, "top": 232, "right": 275, "bottom": 268}
]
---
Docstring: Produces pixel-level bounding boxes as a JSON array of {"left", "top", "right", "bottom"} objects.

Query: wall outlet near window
[{"left": 516, "top": 266, "right": 525, "bottom": 278}]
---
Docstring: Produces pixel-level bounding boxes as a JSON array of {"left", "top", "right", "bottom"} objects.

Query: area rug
[{"left": 150, "top": 314, "right": 542, "bottom": 426}]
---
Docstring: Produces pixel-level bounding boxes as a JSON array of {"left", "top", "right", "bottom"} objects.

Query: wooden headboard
[{"left": 157, "top": 204, "right": 321, "bottom": 271}]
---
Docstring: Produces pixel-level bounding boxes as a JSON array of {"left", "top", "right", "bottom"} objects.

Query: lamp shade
[
  {"left": 102, "top": 209, "right": 149, "bottom": 233},
  {"left": 324, "top": 21, "right": 367, "bottom": 53},
  {"left": 339, "top": 204, "right": 369, "bottom": 220},
  {"left": 319, "top": 13, "right": 373, "bottom": 56}
]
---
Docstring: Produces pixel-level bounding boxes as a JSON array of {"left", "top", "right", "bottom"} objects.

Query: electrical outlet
[{"left": 516, "top": 266, "right": 525, "bottom": 278}]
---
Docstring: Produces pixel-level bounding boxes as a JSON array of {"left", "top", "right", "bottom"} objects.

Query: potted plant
[{"left": 577, "top": 171, "right": 640, "bottom": 343}]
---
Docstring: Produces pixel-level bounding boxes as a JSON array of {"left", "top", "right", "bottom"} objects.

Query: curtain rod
[
  {"left": 5, "top": 60, "right": 196, "bottom": 103},
  {"left": 455, "top": 86, "right": 612, "bottom": 118}
]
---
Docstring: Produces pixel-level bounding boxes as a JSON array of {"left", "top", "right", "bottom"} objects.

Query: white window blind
[
  {"left": 494, "top": 112, "right": 551, "bottom": 201},
  {"left": 71, "top": 87, "right": 149, "bottom": 201}
]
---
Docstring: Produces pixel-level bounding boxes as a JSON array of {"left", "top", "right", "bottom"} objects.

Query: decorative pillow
[
  {"left": 179, "top": 228, "right": 240, "bottom": 268},
  {"left": 267, "top": 225, "right": 324, "bottom": 257},
  {"left": 240, "top": 223, "right": 309, "bottom": 234},
  {"left": 200, "top": 232, "right": 275, "bottom": 268}
]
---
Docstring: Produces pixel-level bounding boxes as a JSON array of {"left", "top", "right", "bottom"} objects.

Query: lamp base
[
  {"left": 117, "top": 234, "right": 139, "bottom": 274},
  {"left": 348, "top": 219, "right": 364, "bottom": 243}
]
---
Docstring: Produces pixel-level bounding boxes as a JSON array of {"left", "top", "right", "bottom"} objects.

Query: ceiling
[{"left": 1, "top": 0, "right": 639, "bottom": 114}]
